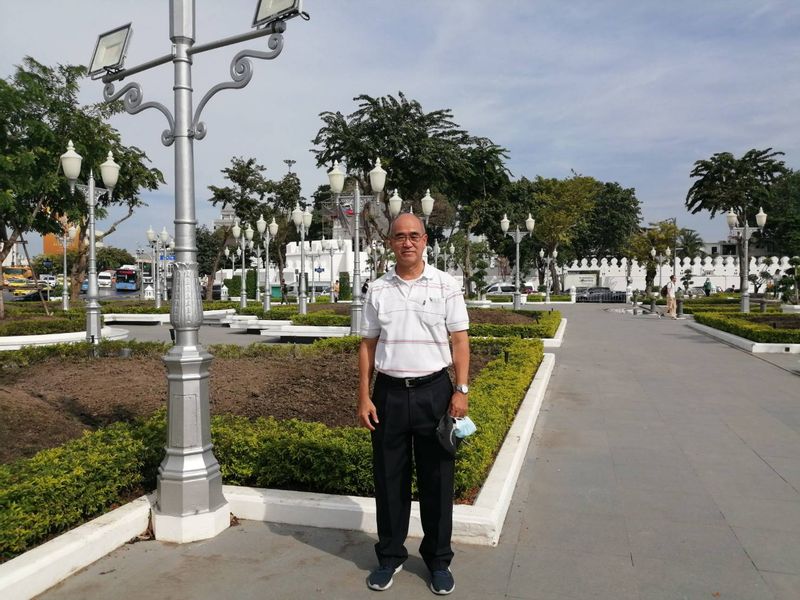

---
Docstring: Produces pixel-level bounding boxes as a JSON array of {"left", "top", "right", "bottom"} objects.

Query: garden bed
[{"left": 692, "top": 312, "right": 800, "bottom": 345}]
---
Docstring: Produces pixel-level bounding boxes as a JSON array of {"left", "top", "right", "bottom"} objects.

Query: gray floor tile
[
  {"left": 627, "top": 518, "right": 753, "bottom": 568},
  {"left": 517, "top": 507, "right": 631, "bottom": 556},
  {"left": 715, "top": 495, "right": 800, "bottom": 533},
  {"left": 535, "top": 427, "right": 610, "bottom": 457},
  {"left": 732, "top": 526, "right": 800, "bottom": 574},
  {"left": 526, "top": 483, "right": 623, "bottom": 517},
  {"left": 762, "top": 455, "right": 800, "bottom": 492},
  {"left": 633, "top": 556, "right": 775, "bottom": 600},
  {"left": 614, "top": 460, "right": 709, "bottom": 495},
  {"left": 761, "top": 571, "right": 800, "bottom": 600},
  {"left": 694, "top": 462, "right": 800, "bottom": 501},
  {"left": 619, "top": 487, "right": 726, "bottom": 526},
  {"left": 507, "top": 546, "right": 639, "bottom": 600}
]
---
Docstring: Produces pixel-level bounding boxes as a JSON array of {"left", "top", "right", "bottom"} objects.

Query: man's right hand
[{"left": 357, "top": 399, "right": 379, "bottom": 431}]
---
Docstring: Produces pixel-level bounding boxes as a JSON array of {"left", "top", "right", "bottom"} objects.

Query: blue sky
[{"left": 2, "top": 1, "right": 799, "bottom": 255}]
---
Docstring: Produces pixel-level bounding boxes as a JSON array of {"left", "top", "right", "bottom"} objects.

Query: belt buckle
[{"left": 403, "top": 377, "right": 413, "bottom": 388}]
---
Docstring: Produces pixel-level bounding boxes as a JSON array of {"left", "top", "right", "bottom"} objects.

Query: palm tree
[{"left": 678, "top": 228, "right": 704, "bottom": 258}]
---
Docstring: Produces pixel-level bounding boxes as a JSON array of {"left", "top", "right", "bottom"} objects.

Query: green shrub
[
  {"left": 0, "top": 413, "right": 165, "bottom": 560},
  {"left": 470, "top": 311, "right": 561, "bottom": 339},
  {"left": 0, "top": 340, "right": 170, "bottom": 369},
  {"left": 0, "top": 316, "right": 85, "bottom": 337},
  {"left": 239, "top": 306, "right": 298, "bottom": 320},
  {"left": 694, "top": 312, "right": 800, "bottom": 343},
  {"left": 526, "top": 294, "right": 571, "bottom": 302},
  {"left": 0, "top": 336, "right": 543, "bottom": 559},
  {"left": 223, "top": 270, "right": 258, "bottom": 299},
  {"left": 339, "top": 272, "right": 352, "bottom": 301},
  {"left": 292, "top": 311, "right": 351, "bottom": 327},
  {"left": 487, "top": 295, "right": 513, "bottom": 303}
]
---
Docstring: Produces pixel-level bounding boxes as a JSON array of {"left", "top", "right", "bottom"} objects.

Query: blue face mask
[{"left": 453, "top": 416, "right": 477, "bottom": 439}]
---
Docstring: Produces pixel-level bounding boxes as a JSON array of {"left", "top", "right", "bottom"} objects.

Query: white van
[{"left": 98, "top": 271, "right": 114, "bottom": 288}]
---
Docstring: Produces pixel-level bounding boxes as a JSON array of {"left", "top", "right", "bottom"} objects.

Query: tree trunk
[
  {"left": 550, "top": 261, "right": 561, "bottom": 294},
  {"left": 0, "top": 264, "right": 5, "bottom": 320}
]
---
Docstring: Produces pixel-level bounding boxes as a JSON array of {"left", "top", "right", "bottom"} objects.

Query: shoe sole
[{"left": 367, "top": 565, "right": 402, "bottom": 591}]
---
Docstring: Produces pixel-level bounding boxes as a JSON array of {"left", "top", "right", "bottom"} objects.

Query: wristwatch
[{"left": 455, "top": 384, "right": 469, "bottom": 395}]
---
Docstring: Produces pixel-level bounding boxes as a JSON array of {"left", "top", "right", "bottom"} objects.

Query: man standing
[
  {"left": 666, "top": 274, "right": 678, "bottom": 319},
  {"left": 333, "top": 279, "right": 340, "bottom": 303},
  {"left": 359, "top": 213, "right": 470, "bottom": 595}
]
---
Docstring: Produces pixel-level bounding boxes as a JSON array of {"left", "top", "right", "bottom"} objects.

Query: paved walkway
[{"left": 41, "top": 306, "right": 800, "bottom": 599}]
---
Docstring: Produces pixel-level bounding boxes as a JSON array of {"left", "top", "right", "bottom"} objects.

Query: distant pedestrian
[
  {"left": 666, "top": 275, "right": 678, "bottom": 319},
  {"left": 703, "top": 278, "right": 712, "bottom": 297},
  {"left": 361, "top": 280, "right": 369, "bottom": 296},
  {"left": 280, "top": 279, "right": 288, "bottom": 305},
  {"left": 333, "top": 279, "right": 340, "bottom": 303}
]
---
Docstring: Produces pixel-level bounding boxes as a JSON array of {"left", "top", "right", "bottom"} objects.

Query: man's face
[{"left": 389, "top": 215, "right": 428, "bottom": 270}]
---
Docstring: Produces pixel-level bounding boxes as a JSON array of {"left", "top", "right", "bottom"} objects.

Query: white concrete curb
[
  {"left": 688, "top": 321, "right": 800, "bottom": 354},
  {"left": 0, "top": 327, "right": 128, "bottom": 351},
  {"left": 226, "top": 353, "right": 555, "bottom": 546},
  {"left": 0, "top": 495, "right": 153, "bottom": 600},
  {"left": 542, "top": 318, "right": 567, "bottom": 348},
  {"left": 0, "top": 354, "right": 555, "bottom": 598}
]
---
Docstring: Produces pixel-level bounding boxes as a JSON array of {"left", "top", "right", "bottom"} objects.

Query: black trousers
[{"left": 371, "top": 371, "right": 455, "bottom": 572}]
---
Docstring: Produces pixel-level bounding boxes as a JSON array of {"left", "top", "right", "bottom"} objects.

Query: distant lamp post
[
  {"left": 292, "top": 205, "right": 313, "bottom": 314},
  {"left": 328, "top": 158, "right": 387, "bottom": 334},
  {"left": 60, "top": 141, "right": 119, "bottom": 343},
  {"left": 420, "top": 189, "right": 435, "bottom": 225},
  {"left": 651, "top": 246, "right": 667, "bottom": 292},
  {"left": 448, "top": 243, "right": 455, "bottom": 273},
  {"left": 388, "top": 189, "right": 403, "bottom": 218},
  {"left": 728, "top": 206, "right": 767, "bottom": 312},
  {"left": 257, "top": 215, "right": 279, "bottom": 311},
  {"left": 432, "top": 239, "right": 441, "bottom": 268},
  {"left": 61, "top": 224, "right": 78, "bottom": 311},
  {"left": 539, "top": 248, "right": 558, "bottom": 303},
  {"left": 146, "top": 226, "right": 162, "bottom": 308},
  {"left": 501, "top": 212, "right": 535, "bottom": 310}
]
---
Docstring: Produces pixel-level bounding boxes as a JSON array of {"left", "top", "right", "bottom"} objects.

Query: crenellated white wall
[{"left": 562, "top": 256, "right": 795, "bottom": 292}]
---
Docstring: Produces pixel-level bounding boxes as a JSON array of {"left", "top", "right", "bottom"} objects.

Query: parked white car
[{"left": 38, "top": 274, "right": 57, "bottom": 287}]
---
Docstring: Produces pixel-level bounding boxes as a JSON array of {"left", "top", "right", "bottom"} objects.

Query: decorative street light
[
  {"left": 728, "top": 206, "right": 767, "bottom": 312},
  {"left": 256, "top": 215, "right": 279, "bottom": 311},
  {"left": 160, "top": 227, "right": 171, "bottom": 302},
  {"left": 231, "top": 220, "right": 253, "bottom": 309},
  {"left": 431, "top": 239, "right": 441, "bottom": 268},
  {"left": 501, "top": 212, "right": 535, "bottom": 310},
  {"left": 146, "top": 226, "right": 163, "bottom": 308},
  {"left": 327, "top": 158, "right": 387, "bottom": 334},
  {"left": 447, "top": 242, "right": 455, "bottom": 273},
  {"left": 291, "top": 205, "right": 313, "bottom": 314},
  {"left": 309, "top": 242, "right": 320, "bottom": 303},
  {"left": 60, "top": 223, "right": 78, "bottom": 311},
  {"left": 323, "top": 237, "right": 343, "bottom": 301},
  {"left": 442, "top": 241, "right": 450, "bottom": 273},
  {"left": 60, "top": 141, "right": 119, "bottom": 344},
  {"left": 651, "top": 246, "right": 669, "bottom": 293},
  {"left": 88, "top": 0, "right": 308, "bottom": 543}
]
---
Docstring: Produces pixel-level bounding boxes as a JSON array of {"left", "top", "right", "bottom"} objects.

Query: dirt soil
[{"left": 0, "top": 350, "right": 495, "bottom": 464}]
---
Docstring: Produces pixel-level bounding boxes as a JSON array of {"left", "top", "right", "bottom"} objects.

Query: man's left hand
[{"left": 449, "top": 392, "right": 468, "bottom": 418}]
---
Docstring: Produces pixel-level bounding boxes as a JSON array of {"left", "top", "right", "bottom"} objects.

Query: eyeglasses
[{"left": 391, "top": 233, "right": 425, "bottom": 244}]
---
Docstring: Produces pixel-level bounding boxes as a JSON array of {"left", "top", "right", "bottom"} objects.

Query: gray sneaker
[{"left": 367, "top": 565, "right": 402, "bottom": 591}]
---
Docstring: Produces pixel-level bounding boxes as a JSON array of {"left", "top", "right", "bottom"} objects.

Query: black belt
[{"left": 377, "top": 368, "right": 448, "bottom": 388}]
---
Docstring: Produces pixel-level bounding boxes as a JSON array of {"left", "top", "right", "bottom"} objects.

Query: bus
[
  {"left": 115, "top": 266, "right": 141, "bottom": 291},
  {"left": 2, "top": 265, "right": 32, "bottom": 287}
]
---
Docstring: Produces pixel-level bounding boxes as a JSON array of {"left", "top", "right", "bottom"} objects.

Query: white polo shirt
[{"left": 361, "top": 264, "right": 469, "bottom": 378}]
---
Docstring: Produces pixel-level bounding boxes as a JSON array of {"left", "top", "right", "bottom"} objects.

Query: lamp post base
[
  {"left": 513, "top": 292, "right": 521, "bottom": 311},
  {"left": 152, "top": 501, "right": 230, "bottom": 543}
]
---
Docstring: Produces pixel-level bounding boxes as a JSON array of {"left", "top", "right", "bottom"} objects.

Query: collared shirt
[
  {"left": 361, "top": 263, "right": 469, "bottom": 377},
  {"left": 667, "top": 281, "right": 677, "bottom": 298}
]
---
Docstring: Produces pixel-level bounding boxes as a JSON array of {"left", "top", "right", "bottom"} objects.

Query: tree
[
  {"left": 763, "top": 170, "right": 800, "bottom": 257},
  {"left": 95, "top": 247, "right": 135, "bottom": 271},
  {"left": 207, "top": 157, "right": 302, "bottom": 298},
  {"left": 677, "top": 228, "right": 704, "bottom": 258},
  {"left": 686, "top": 148, "right": 787, "bottom": 291},
  {"left": 572, "top": 182, "right": 642, "bottom": 258},
  {"left": 0, "top": 57, "right": 163, "bottom": 316},
  {"left": 624, "top": 220, "right": 680, "bottom": 292},
  {"left": 311, "top": 92, "right": 474, "bottom": 255},
  {"left": 196, "top": 225, "right": 224, "bottom": 279}
]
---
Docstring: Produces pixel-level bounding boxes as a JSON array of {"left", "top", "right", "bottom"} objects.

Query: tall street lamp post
[
  {"left": 539, "top": 248, "right": 558, "bottom": 302},
  {"left": 60, "top": 142, "right": 119, "bottom": 343},
  {"left": 328, "top": 159, "right": 387, "bottom": 335},
  {"left": 87, "top": 0, "right": 308, "bottom": 542},
  {"left": 650, "top": 247, "right": 670, "bottom": 292},
  {"left": 500, "top": 213, "right": 535, "bottom": 310},
  {"left": 292, "top": 205, "right": 312, "bottom": 314},
  {"left": 231, "top": 220, "right": 252, "bottom": 309},
  {"left": 728, "top": 207, "right": 767, "bottom": 313},
  {"left": 257, "top": 215, "right": 278, "bottom": 311},
  {"left": 61, "top": 223, "right": 77, "bottom": 311},
  {"left": 146, "top": 226, "right": 162, "bottom": 308}
]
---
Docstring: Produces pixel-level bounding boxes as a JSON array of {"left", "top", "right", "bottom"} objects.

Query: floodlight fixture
[
  {"left": 252, "top": 0, "right": 304, "bottom": 29},
  {"left": 88, "top": 23, "right": 133, "bottom": 79}
]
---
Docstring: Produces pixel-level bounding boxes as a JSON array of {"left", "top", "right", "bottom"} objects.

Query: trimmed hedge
[
  {"left": 0, "top": 340, "right": 170, "bottom": 369},
  {"left": 470, "top": 311, "right": 561, "bottom": 339},
  {"left": 487, "top": 295, "right": 513, "bottom": 303},
  {"left": 0, "top": 413, "right": 165, "bottom": 560},
  {"left": 0, "top": 336, "right": 543, "bottom": 559},
  {"left": 292, "top": 311, "right": 351, "bottom": 327},
  {"left": 526, "top": 294, "right": 571, "bottom": 302},
  {"left": 694, "top": 312, "right": 800, "bottom": 343},
  {"left": 0, "top": 316, "right": 85, "bottom": 337}
]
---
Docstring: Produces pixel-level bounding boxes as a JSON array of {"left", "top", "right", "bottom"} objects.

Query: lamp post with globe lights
[
  {"left": 431, "top": 239, "right": 441, "bottom": 268},
  {"left": 327, "top": 159, "right": 387, "bottom": 334},
  {"left": 231, "top": 220, "right": 253, "bottom": 309},
  {"left": 728, "top": 206, "right": 766, "bottom": 313},
  {"left": 60, "top": 224, "right": 78, "bottom": 311},
  {"left": 60, "top": 142, "right": 119, "bottom": 343},
  {"left": 291, "top": 205, "right": 313, "bottom": 314},
  {"left": 500, "top": 213, "right": 535, "bottom": 310},
  {"left": 257, "top": 215, "right": 279, "bottom": 311},
  {"left": 539, "top": 248, "right": 558, "bottom": 303}
]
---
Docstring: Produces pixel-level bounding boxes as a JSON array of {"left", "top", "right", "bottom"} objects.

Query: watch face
[{"left": 456, "top": 384, "right": 469, "bottom": 394}]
